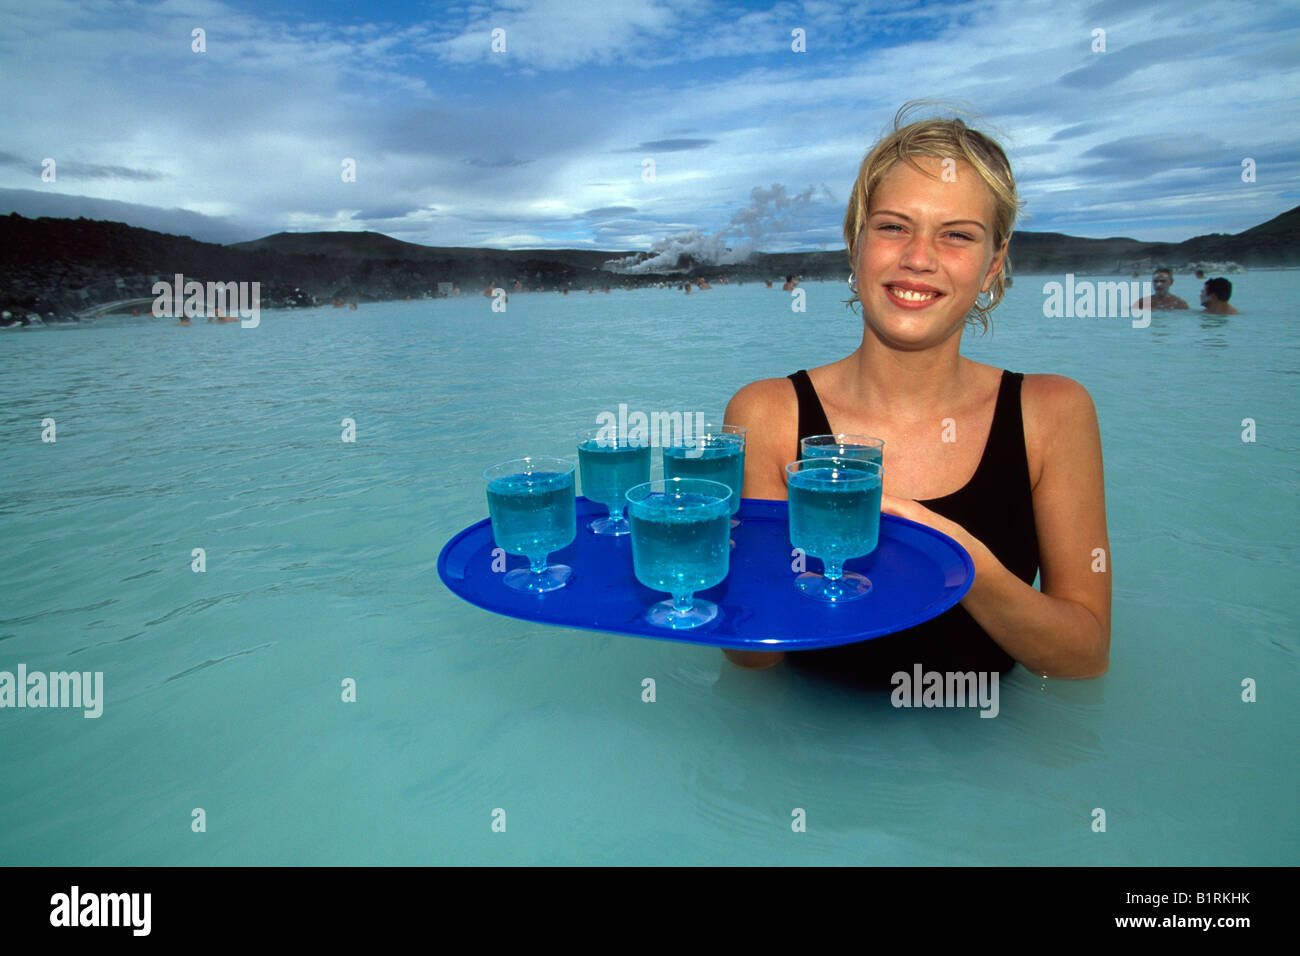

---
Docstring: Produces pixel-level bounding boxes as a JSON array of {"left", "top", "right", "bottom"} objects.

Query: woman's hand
[
  {"left": 881, "top": 494, "right": 979, "bottom": 557},
  {"left": 881, "top": 493, "right": 1003, "bottom": 615}
]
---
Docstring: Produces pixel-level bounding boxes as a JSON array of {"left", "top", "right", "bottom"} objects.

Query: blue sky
[{"left": 1, "top": 0, "right": 1297, "bottom": 253}]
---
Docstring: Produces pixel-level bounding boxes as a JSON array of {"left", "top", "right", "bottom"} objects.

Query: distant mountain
[
  {"left": 1212, "top": 204, "right": 1300, "bottom": 261},
  {"left": 229, "top": 230, "right": 434, "bottom": 259},
  {"left": 229, "top": 231, "right": 640, "bottom": 270},
  {"left": 2, "top": 205, "right": 1297, "bottom": 318},
  {"left": 1010, "top": 205, "right": 1300, "bottom": 272}
]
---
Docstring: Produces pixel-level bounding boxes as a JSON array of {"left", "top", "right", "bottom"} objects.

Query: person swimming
[
  {"left": 1135, "top": 267, "right": 1189, "bottom": 311},
  {"left": 1200, "top": 277, "right": 1239, "bottom": 314},
  {"left": 782, "top": 275, "right": 798, "bottom": 291},
  {"left": 723, "top": 101, "right": 1111, "bottom": 683}
]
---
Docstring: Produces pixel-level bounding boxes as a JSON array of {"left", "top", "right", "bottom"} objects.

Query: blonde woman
[{"left": 724, "top": 104, "right": 1110, "bottom": 683}]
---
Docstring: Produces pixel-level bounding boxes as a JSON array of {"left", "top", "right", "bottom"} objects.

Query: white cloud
[
  {"left": 0, "top": 0, "right": 1295, "bottom": 249},
  {"left": 430, "top": 0, "right": 689, "bottom": 69}
]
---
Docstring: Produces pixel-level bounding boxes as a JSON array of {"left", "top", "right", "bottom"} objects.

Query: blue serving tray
[{"left": 437, "top": 497, "right": 973, "bottom": 651}]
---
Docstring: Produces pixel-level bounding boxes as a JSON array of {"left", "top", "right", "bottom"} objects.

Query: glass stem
[
  {"left": 824, "top": 561, "right": 843, "bottom": 581},
  {"left": 529, "top": 555, "right": 548, "bottom": 574},
  {"left": 608, "top": 503, "right": 625, "bottom": 523},
  {"left": 671, "top": 592, "right": 694, "bottom": 612}
]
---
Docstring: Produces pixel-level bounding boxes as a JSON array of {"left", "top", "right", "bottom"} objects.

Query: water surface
[{"left": 1, "top": 273, "right": 1296, "bottom": 864}]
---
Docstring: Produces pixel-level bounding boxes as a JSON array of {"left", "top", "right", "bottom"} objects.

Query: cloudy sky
[{"left": 1, "top": 0, "right": 1297, "bottom": 253}]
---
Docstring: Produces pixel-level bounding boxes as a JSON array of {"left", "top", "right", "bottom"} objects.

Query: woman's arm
[
  {"left": 725, "top": 378, "right": 793, "bottom": 500},
  {"left": 883, "top": 375, "right": 1111, "bottom": 678},
  {"left": 720, "top": 379, "right": 795, "bottom": 669}
]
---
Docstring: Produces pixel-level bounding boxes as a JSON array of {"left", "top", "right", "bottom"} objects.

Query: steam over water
[{"left": 605, "top": 183, "right": 831, "bottom": 273}]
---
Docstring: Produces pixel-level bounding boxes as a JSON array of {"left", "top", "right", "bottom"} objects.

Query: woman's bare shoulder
[
  {"left": 1020, "top": 373, "right": 1098, "bottom": 426},
  {"left": 726, "top": 375, "right": 797, "bottom": 420},
  {"left": 1019, "top": 373, "right": 1101, "bottom": 486},
  {"left": 725, "top": 376, "right": 799, "bottom": 471},
  {"left": 727, "top": 376, "right": 799, "bottom": 499}
]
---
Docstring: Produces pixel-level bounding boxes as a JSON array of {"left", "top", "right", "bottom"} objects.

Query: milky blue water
[{"left": 1, "top": 273, "right": 1297, "bottom": 865}]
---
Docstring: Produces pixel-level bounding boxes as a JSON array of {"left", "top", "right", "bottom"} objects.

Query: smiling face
[{"left": 856, "top": 157, "right": 1005, "bottom": 349}]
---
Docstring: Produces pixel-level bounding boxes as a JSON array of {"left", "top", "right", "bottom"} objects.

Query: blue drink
[
  {"left": 482, "top": 457, "right": 576, "bottom": 593},
  {"left": 803, "top": 444, "right": 882, "bottom": 467},
  {"left": 577, "top": 436, "right": 650, "bottom": 535},
  {"left": 663, "top": 437, "right": 745, "bottom": 517},
  {"left": 801, "top": 434, "right": 884, "bottom": 468},
  {"left": 626, "top": 478, "right": 732, "bottom": 629},
  {"left": 486, "top": 471, "right": 576, "bottom": 557},
  {"left": 788, "top": 469, "right": 882, "bottom": 564},
  {"left": 785, "top": 458, "right": 882, "bottom": 603},
  {"left": 579, "top": 441, "right": 651, "bottom": 506},
  {"left": 628, "top": 494, "right": 730, "bottom": 595}
]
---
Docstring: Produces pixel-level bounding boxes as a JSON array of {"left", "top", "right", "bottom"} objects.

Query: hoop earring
[{"left": 847, "top": 273, "right": 858, "bottom": 293}]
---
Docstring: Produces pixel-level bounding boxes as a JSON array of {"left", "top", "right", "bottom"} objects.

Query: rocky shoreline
[{"left": 2, "top": 206, "right": 1296, "bottom": 323}]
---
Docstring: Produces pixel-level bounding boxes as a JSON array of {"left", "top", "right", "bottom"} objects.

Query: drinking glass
[
  {"left": 801, "top": 433, "right": 884, "bottom": 468},
  {"left": 576, "top": 427, "right": 651, "bottom": 535},
  {"left": 483, "top": 457, "right": 577, "bottom": 593},
  {"left": 662, "top": 423, "right": 746, "bottom": 527},
  {"left": 626, "top": 478, "right": 731, "bottom": 629},
  {"left": 785, "top": 457, "right": 883, "bottom": 603}
]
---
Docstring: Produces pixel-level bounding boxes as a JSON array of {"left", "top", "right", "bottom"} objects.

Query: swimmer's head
[
  {"left": 843, "top": 100, "right": 1021, "bottom": 332},
  {"left": 1152, "top": 268, "right": 1173, "bottom": 293},
  {"left": 1204, "top": 277, "right": 1232, "bottom": 302}
]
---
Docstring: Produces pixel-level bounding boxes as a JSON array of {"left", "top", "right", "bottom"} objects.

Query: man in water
[
  {"left": 1135, "top": 267, "right": 1189, "bottom": 310},
  {"left": 782, "top": 275, "right": 799, "bottom": 291},
  {"left": 1200, "top": 277, "right": 1239, "bottom": 314}
]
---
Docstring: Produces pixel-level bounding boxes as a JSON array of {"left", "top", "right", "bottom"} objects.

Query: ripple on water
[{"left": 161, "top": 643, "right": 274, "bottom": 684}]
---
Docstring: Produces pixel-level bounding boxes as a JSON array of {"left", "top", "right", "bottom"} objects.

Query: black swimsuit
[{"left": 785, "top": 368, "right": 1039, "bottom": 685}]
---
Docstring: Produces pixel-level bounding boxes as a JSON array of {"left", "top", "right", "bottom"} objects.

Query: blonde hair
[{"left": 843, "top": 101, "right": 1022, "bottom": 332}]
